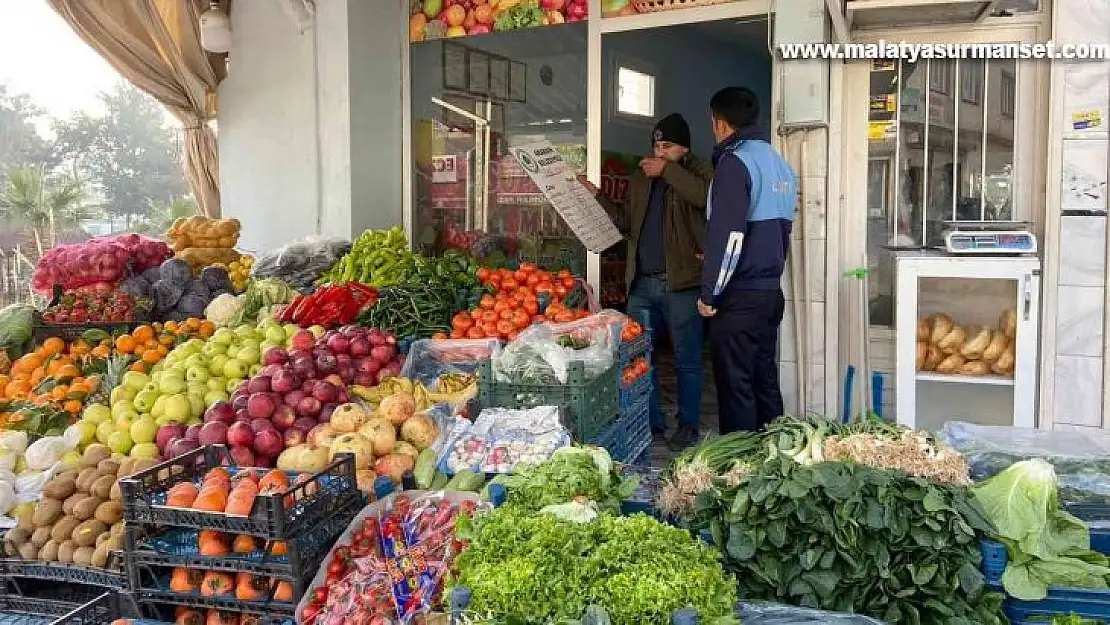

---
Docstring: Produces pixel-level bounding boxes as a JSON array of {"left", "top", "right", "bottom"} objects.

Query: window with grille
[{"left": 864, "top": 57, "right": 1019, "bottom": 326}]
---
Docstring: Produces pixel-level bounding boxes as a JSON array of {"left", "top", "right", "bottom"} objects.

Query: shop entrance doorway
[{"left": 597, "top": 18, "right": 773, "bottom": 441}]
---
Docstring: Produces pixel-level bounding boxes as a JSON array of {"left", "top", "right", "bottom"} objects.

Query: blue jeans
[{"left": 626, "top": 275, "right": 704, "bottom": 430}]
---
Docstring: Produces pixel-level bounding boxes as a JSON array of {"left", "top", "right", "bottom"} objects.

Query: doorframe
[{"left": 839, "top": 20, "right": 1052, "bottom": 422}]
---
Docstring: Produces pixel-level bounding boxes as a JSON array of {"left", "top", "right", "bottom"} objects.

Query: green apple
[
  {"left": 209, "top": 354, "right": 230, "bottom": 377},
  {"left": 184, "top": 353, "right": 208, "bottom": 369},
  {"left": 123, "top": 371, "right": 151, "bottom": 391},
  {"left": 308, "top": 325, "right": 325, "bottom": 338},
  {"left": 130, "top": 417, "right": 158, "bottom": 444},
  {"left": 260, "top": 342, "right": 278, "bottom": 354},
  {"left": 238, "top": 347, "right": 261, "bottom": 366},
  {"left": 130, "top": 442, "right": 159, "bottom": 460},
  {"left": 151, "top": 396, "right": 167, "bottom": 419},
  {"left": 186, "top": 366, "right": 211, "bottom": 385},
  {"left": 162, "top": 394, "right": 191, "bottom": 422},
  {"left": 187, "top": 394, "right": 205, "bottom": 418},
  {"left": 96, "top": 421, "right": 116, "bottom": 445},
  {"left": 202, "top": 342, "right": 228, "bottom": 357},
  {"left": 110, "top": 386, "right": 136, "bottom": 406},
  {"left": 203, "top": 389, "right": 229, "bottom": 406},
  {"left": 155, "top": 415, "right": 174, "bottom": 427},
  {"left": 223, "top": 359, "right": 248, "bottom": 380},
  {"left": 234, "top": 324, "right": 258, "bottom": 340},
  {"left": 133, "top": 390, "right": 159, "bottom": 413},
  {"left": 107, "top": 430, "right": 133, "bottom": 455},
  {"left": 69, "top": 421, "right": 97, "bottom": 446},
  {"left": 212, "top": 328, "right": 236, "bottom": 346},
  {"left": 248, "top": 364, "right": 262, "bottom": 377},
  {"left": 82, "top": 403, "right": 111, "bottom": 425},
  {"left": 206, "top": 377, "right": 226, "bottom": 392},
  {"left": 114, "top": 411, "right": 137, "bottom": 432},
  {"left": 226, "top": 378, "right": 243, "bottom": 394},
  {"left": 225, "top": 345, "right": 241, "bottom": 361},
  {"left": 283, "top": 324, "right": 300, "bottom": 339},
  {"left": 264, "top": 326, "right": 286, "bottom": 344},
  {"left": 159, "top": 376, "right": 187, "bottom": 396},
  {"left": 60, "top": 450, "right": 82, "bottom": 467},
  {"left": 112, "top": 400, "right": 136, "bottom": 420}
]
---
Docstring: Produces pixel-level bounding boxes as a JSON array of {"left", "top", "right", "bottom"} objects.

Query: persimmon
[
  {"left": 205, "top": 609, "right": 238, "bottom": 625},
  {"left": 114, "top": 335, "right": 137, "bottom": 354},
  {"left": 235, "top": 572, "right": 268, "bottom": 601},
  {"left": 273, "top": 580, "right": 293, "bottom": 602},
  {"left": 200, "top": 571, "right": 234, "bottom": 597},
  {"left": 269, "top": 540, "right": 287, "bottom": 557},
  {"left": 170, "top": 567, "right": 201, "bottom": 593},
  {"left": 199, "top": 530, "right": 230, "bottom": 557},
  {"left": 203, "top": 468, "right": 231, "bottom": 487},
  {"left": 257, "top": 470, "right": 289, "bottom": 494},
  {"left": 166, "top": 483, "right": 199, "bottom": 508},
  {"left": 224, "top": 486, "right": 256, "bottom": 516},
  {"left": 194, "top": 485, "right": 229, "bottom": 512},
  {"left": 133, "top": 325, "right": 155, "bottom": 344},
  {"left": 174, "top": 607, "right": 204, "bottom": 625},
  {"left": 41, "top": 337, "right": 65, "bottom": 357},
  {"left": 232, "top": 534, "right": 257, "bottom": 554}
]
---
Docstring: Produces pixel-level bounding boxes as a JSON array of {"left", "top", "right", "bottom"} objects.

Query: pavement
[{"left": 645, "top": 336, "right": 720, "bottom": 467}]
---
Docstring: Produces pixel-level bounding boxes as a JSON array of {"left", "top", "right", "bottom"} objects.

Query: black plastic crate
[
  {"left": 125, "top": 495, "right": 362, "bottom": 604},
  {"left": 51, "top": 592, "right": 116, "bottom": 625},
  {"left": 119, "top": 445, "right": 359, "bottom": 540},
  {"left": 0, "top": 579, "right": 104, "bottom": 619},
  {"left": 133, "top": 588, "right": 294, "bottom": 623},
  {"left": 0, "top": 612, "right": 52, "bottom": 624},
  {"left": 0, "top": 560, "right": 125, "bottom": 589}
]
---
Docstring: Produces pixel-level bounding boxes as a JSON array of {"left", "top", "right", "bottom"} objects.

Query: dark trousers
[
  {"left": 626, "top": 275, "right": 703, "bottom": 430},
  {"left": 710, "top": 289, "right": 786, "bottom": 434}
]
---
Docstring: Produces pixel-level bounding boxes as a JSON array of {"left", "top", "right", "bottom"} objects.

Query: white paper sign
[{"left": 510, "top": 141, "right": 623, "bottom": 253}]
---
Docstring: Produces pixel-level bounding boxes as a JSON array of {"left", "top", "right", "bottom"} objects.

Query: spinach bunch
[{"left": 703, "top": 455, "right": 1006, "bottom": 625}]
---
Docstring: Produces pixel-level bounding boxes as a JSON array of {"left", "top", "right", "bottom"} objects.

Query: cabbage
[
  {"left": 971, "top": 459, "right": 1110, "bottom": 599},
  {"left": 0, "top": 304, "right": 33, "bottom": 351},
  {"left": 200, "top": 266, "right": 233, "bottom": 292},
  {"left": 24, "top": 436, "right": 69, "bottom": 471},
  {"left": 540, "top": 497, "right": 599, "bottom": 523},
  {"left": 176, "top": 293, "right": 209, "bottom": 316},
  {"left": 185, "top": 278, "right": 211, "bottom": 300},
  {"left": 0, "top": 431, "right": 28, "bottom": 454},
  {"left": 152, "top": 279, "right": 184, "bottom": 311},
  {"left": 0, "top": 481, "right": 13, "bottom": 515},
  {"left": 160, "top": 258, "right": 192, "bottom": 285},
  {"left": 120, "top": 276, "right": 151, "bottom": 298}
]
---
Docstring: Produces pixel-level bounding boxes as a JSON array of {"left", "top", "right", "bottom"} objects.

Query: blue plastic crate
[
  {"left": 619, "top": 361, "right": 653, "bottom": 412},
  {"left": 618, "top": 310, "right": 652, "bottom": 367},
  {"left": 591, "top": 396, "right": 650, "bottom": 463}
]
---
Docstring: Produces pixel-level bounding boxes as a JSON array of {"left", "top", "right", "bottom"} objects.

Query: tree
[
  {"left": 0, "top": 85, "right": 52, "bottom": 174},
  {"left": 51, "top": 81, "right": 187, "bottom": 225},
  {"left": 134, "top": 197, "right": 199, "bottom": 235},
  {"left": 0, "top": 165, "right": 93, "bottom": 257}
]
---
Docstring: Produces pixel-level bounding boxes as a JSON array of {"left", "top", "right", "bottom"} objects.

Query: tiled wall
[
  {"left": 778, "top": 128, "right": 830, "bottom": 415},
  {"left": 1049, "top": 0, "right": 1110, "bottom": 428}
]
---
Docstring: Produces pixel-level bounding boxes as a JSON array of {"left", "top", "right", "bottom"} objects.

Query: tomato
[
  {"left": 561, "top": 276, "right": 576, "bottom": 289},
  {"left": 523, "top": 300, "right": 539, "bottom": 316},
  {"left": 511, "top": 310, "right": 530, "bottom": 329},
  {"left": 557, "top": 269, "right": 572, "bottom": 280},
  {"left": 466, "top": 327, "right": 484, "bottom": 339},
  {"left": 477, "top": 267, "right": 491, "bottom": 282},
  {"left": 328, "top": 559, "right": 346, "bottom": 575},
  {"left": 479, "top": 294, "right": 496, "bottom": 310},
  {"left": 314, "top": 587, "right": 328, "bottom": 603},
  {"left": 481, "top": 321, "right": 499, "bottom": 337},
  {"left": 502, "top": 278, "right": 519, "bottom": 290},
  {"left": 498, "top": 309, "right": 513, "bottom": 321},
  {"left": 520, "top": 262, "right": 537, "bottom": 273},
  {"left": 554, "top": 285, "right": 568, "bottom": 298},
  {"left": 526, "top": 273, "right": 541, "bottom": 287},
  {"left": 480, "top": 310, "right": 498, "bottom": 323},
  {"left": 450, "top": 329, "right": 464, "bottom": 339},
  {"left": 534, "top": 314, "right": 547, "bottom": 323},
  {"left": 513, "top": 269, "right": 529, "bottom": 282},
  {"left": 496, "top": 319, "right": 515, "bottom": 337},
  {"left": 507, "top": 329, "right": 520, "bottom": 341},
  {"left": 493, "top": 300, "right": 510, "bottom": 313}
]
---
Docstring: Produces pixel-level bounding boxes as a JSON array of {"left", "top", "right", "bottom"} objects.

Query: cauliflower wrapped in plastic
[{"left": 23, "top": 436, "right": 69, "bottom": 471}]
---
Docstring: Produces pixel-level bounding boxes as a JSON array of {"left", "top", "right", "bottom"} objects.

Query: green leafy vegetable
[
  {"left": 493, "top": 1, "right": 545, "bottom": 31},
  {"left": 450, "top": 508, "right": 738, "bottom": 624},
  {"left": 500, "top": 446, "right": 636, "bottom": 514},
  {"left": 971, "top": 459, "right": 1110, "bottom": 600}
]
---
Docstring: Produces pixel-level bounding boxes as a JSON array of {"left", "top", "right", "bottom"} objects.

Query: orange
[
  {"left": 164, "top": 321, "right": 179, "bottom": 333},
  {"left": 141, "top": 350, "right": 161, "bottom": 365},
  {"left": 158, "top": 334, "right": 176, "bottom": 347},
  {"left": 155, "top": 344, "right": 169, "bottom": 357},
  {"left": 0, "top": 375, "right": 9, "bottom": 391},
  {"left": 69, "top": 340, "right": 89, "bottom": 356},
  {"left": 14, "top": 353, "right": 43, "bottom": 374},
  {"left": 50, "top": 386, "right": 67, "bottom": 401},
  {"left": 63, "top": 399, "right": 82, "bottom": 414},
  {"left": 55, "top": 364, "right": 79, "bottom": 380},
  {"left": 185, "top": 318, "right": 201, "bottom": 332},
  {"left": 133, "top": 325, "right": 155, "bottom": 344},
  {"left": 41, "top": 338, "right": 65, "bottom": 357},
  {"left": 29, "top": 367, "right": 46, "bottom": 388},
  {"left": 199, "top": 321, "right": 216, "bottom": 338},
  {"left": 91, "top": 345, "right": 111, "bottom": 358},
  {"left": 129, "top": 362, "right": 147, "bottom": 373},
  {"left": 115, "top": 335, "right": 137, "bottom": 354}
]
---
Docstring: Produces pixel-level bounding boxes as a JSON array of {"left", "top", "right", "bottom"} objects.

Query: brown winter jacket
[{"left": 597, "top": 154, "right": 714, "bottom": 293}]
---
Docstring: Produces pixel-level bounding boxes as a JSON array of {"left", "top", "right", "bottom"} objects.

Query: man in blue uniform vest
[{"left": 697, "top": 87, "right": 797, "bottom": 434}]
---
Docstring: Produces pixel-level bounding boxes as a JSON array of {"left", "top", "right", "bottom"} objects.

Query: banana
[{"left": 349, "top": 385, "right": 380, "bottom": 403}]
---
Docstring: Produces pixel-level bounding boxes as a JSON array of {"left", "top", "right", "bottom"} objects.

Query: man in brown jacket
[{"left": 580, "top": 113, "right": 714, "bottom": 450}]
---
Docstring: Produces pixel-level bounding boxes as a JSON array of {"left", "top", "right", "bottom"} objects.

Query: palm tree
[
  {"left": 0, "top": 165, "right": 93, "bottom": 257},
  {"left": 136, "top": 197, "right": 198, "bottom": 236}
]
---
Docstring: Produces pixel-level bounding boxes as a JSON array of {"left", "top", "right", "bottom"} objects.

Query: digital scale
[{"left": 941, "top": 221, "right": 1038, "bottom": 255}]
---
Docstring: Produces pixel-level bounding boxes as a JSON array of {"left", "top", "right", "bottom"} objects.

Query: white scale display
[{"left": 942, "top": 221, "right": 1038, "bottom": 255}]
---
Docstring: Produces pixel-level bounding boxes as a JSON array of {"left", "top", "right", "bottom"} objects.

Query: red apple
[
  {"left": 156, "top": 424, "right": 186, "bottom": 454},
  {"left": 327, "top": 334, "right": 350, "bottom": 355},
  {"left": 227, "top": 422, "right": 255, "bottom": 448},
  {"left": 229, "top": 445, "right": 255, "bottom": 468},
  {"left": 272, "top": 405, "right": 297, "bottom": 431},
  {"left": 204, "top": 401, "right": 236, "bottom": 425},
  {"left": 318, "top": 404, "right": 335, "bottom": 424},
  {"left": 297, "top": 396, "right": 322, "bottom": 418},
  {"left": 349, "top": 338, "right": 371, "bottom": 359},
  {"left": 271, "top": 369, "right": 299, "bottom": 394},
  {"left": 165, "top": 437, "right": 200, "bottom": 460},
  {"left": 354, "top": 372, "right": 377, "bottom": 387},
  {"left": 185, "top": 424, "right": 202, "bottom": 442},
  {"left": 262, "top": 347, "right": 289, "bottom": 366},
  {"left": 312, "top": 381, "right": 338, "bottom": 404},
  {"left": 247, "top": 376, "right": 272, "bottom": 394},
  {"left": 284, "top": 428, "right": 307, "bottom": 448},
  {"left": 284, "top": 389, "right": 307, "bottom": 408},
  {"left": 198, "top": 421, "right": 229, "bottom": 446},
  {"left": 291, "top": 330, "right": 316, "bottom": 352},
  {"left": 231, "top": 394, "right": 249, "bottom": 412},
  {"left": 251, "top": 418, "right": 275, "bottom": 434},
  {"left": 247, "top": 393, "right": 276, "bottom": 419},
  {"left": 370, "top": 345, "right": 395, "bottom": 363},
  {"left": 367, "top": 329, "right": 387, "bottom": 347},
  {"left": 253, "top": 429, "right": 284, "bottom": 458}
]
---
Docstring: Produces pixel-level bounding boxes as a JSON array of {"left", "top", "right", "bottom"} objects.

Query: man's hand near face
[{"left": 639, "top": 157, "right": 667, "bottom": 178}]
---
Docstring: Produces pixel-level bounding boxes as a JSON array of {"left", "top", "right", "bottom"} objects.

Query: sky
[{"left": 0, "top": 0, "right": 125, "bottom": 122}]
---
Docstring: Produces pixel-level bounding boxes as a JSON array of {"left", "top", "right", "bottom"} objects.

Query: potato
[
  {"left": 18, "top": 542, "right": 38, "bottom": 560},
  {"left": 72, "top": 497, "right": 102, "bottom": 522},
  {"left": 52, "top": 517, "right": 80, "bottom": 543},
  {"left": 38, "top": 540, "right": 59, "bottom": 562},
  {"left": 6, "top": 528, "right": 30, "bottom": 547},
  {"left": 97, "top": 459, "right": 121, "bottom": 477},
  {"left": 2, "top": 539, "right": 16, "bottom": 558},
  {"left": 57, "top": 540, "right": 76, "bottom": 563},
  {"left": 82, "top": 444, "right": 111, "bottom": 468},
  {"left": 95, "top": 501, "right": 123, "bottom": 525},
  {"left": 33, "top": 499, "right": 63, "bottom": 527},
  {"left": 76, "top": 468, "right": 99, "bottom": 494},
  {"left": 90, "top": 475, "right": 115, "bottom": 500},
  {"left": 30, "top": 526, "right": 52, "bottom": 549},
  {"left": 63, "top": 493, "right": 84, "bottom": 516},
  {"left": 72, "top": 546, "right": 94, "bottom": 566},
  {"left": 72, "top": 520, "right": 107, "bottom": 547},
  {"left": 43, "top": 476, "right": 76, "bottom": 500},
  {"left": 91, "top": 543, "right": 110, "bottom": 568},
  {"left": 109, "top": 480, "right": 122, "bottom": 501},
  {"left": 16, "top": 507, "right": 33, "bottom": 531}
]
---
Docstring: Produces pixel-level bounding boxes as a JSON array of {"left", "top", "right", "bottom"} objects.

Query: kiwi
[
  {"left": 18, "top": 542, "right": 37, "bottom": 560},
  {"left": 82, "top": 444, "right": 111, "bottom": 468},
  {"left": 38, "top": 539, "right": 59, "bottom": 562},
  {"left": 95, "top": 501, "right": 122, "bottom": 525},
  {"left": 131, "top": 458, "right": 158, "bottom": 475},
  {"left": 90, "top": 475, "right": 115, "bottom": 500},
  {"left": 43, "top": 476, "right": 76, "bottom": 500},
  {"left": 6, "top": 528, "right": 30, "bottom": 547},
  {"left": 30, "top": 526, "right": 52, "bottom": 549},
  {"left": 108, "top": 480, "right": 122, "bottom": 501},
  {"left": 72, "top": 497, "right": 102, "bottom": 522},
  {"left": 96, "top": 459, "right": 121, "bottom": 476},
  {"left": 57, "top": 540, "right": 76, "bottom": 563},
  {"left": 52, "top": 517, "right": 80, "bottom": 543},
  {"left": 72, "top": 546, "right": 94, "bottom": 566},
  {"left": 54, "top": 469, "right": 78, "bottom": 484},
  {"left": 32, "top": 499, "right": 63, "bottom": 527},
  {"left": 72, "top": 520, "right": 107, "bottom": 547},
  {"left": 105, "top": 534, "right": 124, "bottom": 552},
  {"left": 110, "top": 522, "right": 126, "bottom": 537},
  {"left": 75, "top": 468, "right": 99, "bottom": 493},
  {"left": 118, "top": 457, "right": 136, "bottom": 479},
  {"left": 62, "top": 493, "right": 82, "bottom": 516},
  {"left": 91, "top": 542, "right": 110, "bottom": 568}
]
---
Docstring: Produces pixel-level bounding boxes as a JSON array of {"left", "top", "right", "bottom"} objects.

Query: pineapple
[{"left": 88, "top": 354, "right": 130, "bottom": 406}]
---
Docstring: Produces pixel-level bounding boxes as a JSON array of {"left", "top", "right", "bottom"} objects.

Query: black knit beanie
[{"left": 652, "top": 113, "right": 691, "bottom": 149}]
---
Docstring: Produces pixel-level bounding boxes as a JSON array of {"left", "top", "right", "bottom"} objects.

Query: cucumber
[
  {"left": 443, "top": 470, "right": 470, "bottom": 491},
  {"left": 430, "top": 471, "right": 449, "bottom": 490},
  {"left": 458, "top": 471, "right": 486, "bottom": 492},
  {"left": 414, "top": 449, "right": 438, "bottom": 489}
]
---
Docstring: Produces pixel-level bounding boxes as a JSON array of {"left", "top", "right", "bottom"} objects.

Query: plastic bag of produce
[
  {"left": 400, "top": 338, "right": 498, "bottom": 388},
  {"left": 32, "top": 234, "right": 171, "bottom": 292},
  {"left": 438, "top": 406, "right": 570, "bottom": 475},
  {"left": 736, "top": 602, "right": 887, "bottom": 624},
  {"left": 0, "top": 304, "right": 33, "bottom": 353},
  {"left": 940, "top": 421, "right": 1110, "bottom": 524},
  {"left": 251, "top": 236, "right": 351, "bottom": 292},
  {"left": 492, "top": 321, "right": 613, "bottom": 384}
]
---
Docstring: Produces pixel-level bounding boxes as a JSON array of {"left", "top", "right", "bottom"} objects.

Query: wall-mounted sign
[
  {"left": 1071, "top": 109, "right": 1104, "bottom": 132},
  {"left": 872, "top": 59, "right": 896, "bottom": 71},
  {"left": 431, "top": 155, "right": 458, "bottom": 184},
  {"left": 868, "top": 121, "right": 897, "bottom": 141},
  {"left": 870, "top": 94, "right": 897, "bottom": 113}
]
